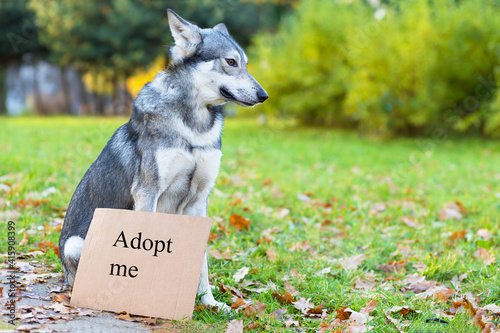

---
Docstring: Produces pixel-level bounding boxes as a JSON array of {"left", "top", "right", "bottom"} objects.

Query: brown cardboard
[{"left": 70, "top": 208, "right": 212, "bottom": 320}]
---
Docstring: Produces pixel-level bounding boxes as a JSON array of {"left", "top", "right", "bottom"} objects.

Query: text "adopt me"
[{"left": 110, "top": 231, "right": 173, "bottom": 278}]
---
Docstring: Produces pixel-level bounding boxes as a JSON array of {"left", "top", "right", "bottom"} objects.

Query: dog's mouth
[{"left": 219, "top": 87, "right": 255, "bottom": 107}]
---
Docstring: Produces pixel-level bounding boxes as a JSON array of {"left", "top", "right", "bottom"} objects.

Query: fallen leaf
[
  {"left": 473, "top": 248, "right": 496, "bottom": 265},
  {"left": 36, "top": 241, "right": 59, "bottom": 256},
  {"left": 208, "top": 232, "right": 218, "bottom": 242},
  {"left": 400, "top": 216, "right": 420, "bottom": 229},
  {"left": 439, "top": 202, "right": 465, "bottom": 221},
  {"left": 477, "top": 229, "right": 491, "bottom": 241},
  {"left": 449, "top": 230, "right": 467, "bottom": 241},
  {"left": 297, "top": 193, "right": 312, "bottom": 202},
  {"left": 370, "top": 202, "right": 386, "bottom": 214},
  {"left": 360, "top": 299, "right": 377, "bottom": 315},
  {"left": 289, "top": 241, "right": 311, "bottom": 252},
  {"left": 434, "top": 288, "right": 454, "bottom": 302},
  {"left": 233, "top": 267, "right": 249, "bottom": 283},
  {"left": 377, "top": 260, "right": 406, "bottom": 272},
  {"left": 209, "top": 249, "right": 234, "bottom": 260},
  {"left": 293, "top": 297, "right": 314, "bottom": 314},
  {"left": 336, "top": 306, "right": 351, "bottom": 320},
  {"left": 271, "top": 308, "right": 287, "bottom": 320},
  {"left": 482, "top": 304, "right": 500, "bottom": 314},
  {"left": 20, "top": 229, "right": 29, "bottom": 246},
  {"left": 225, "top": 319, "right": 244, "bottom": 333},
  {"left": 272, "top": 291, "right": 295, "bottom": 305},
  {"left": 266, "top": 249, "right": 277, "bottom": 262},
  {"left": 229, "top": 214, "right": 250, "bottom": 230},
  {"left": 339, "top": 254, "right": 366, "bottom": 270},
  {"left": 354, "top": 278, "right": 375, "bottom": 291},
  {"left": 285, "top": 281, "right": 299, "bottom": 296},
  {"left": 290, "top": 269, "right": 306, "bottom": 281},
  {"left": 231, "top": 298, "right": 246, "bottom": 310},
  {"left": 113, "top": 312, "right": 137, "bottom": 322}
]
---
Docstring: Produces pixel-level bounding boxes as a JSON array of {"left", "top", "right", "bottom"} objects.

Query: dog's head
[{"left": 167, "top": 9, "right": 268, "bottom": 107}]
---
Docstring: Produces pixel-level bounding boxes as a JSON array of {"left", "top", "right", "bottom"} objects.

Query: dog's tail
[{"left": 59, "top": 235, "right": 84, "bottom": 286}]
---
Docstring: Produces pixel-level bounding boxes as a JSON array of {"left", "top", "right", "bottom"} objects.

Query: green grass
[{"left": 1, "top": 116, "right": 499, "bottom": 332}]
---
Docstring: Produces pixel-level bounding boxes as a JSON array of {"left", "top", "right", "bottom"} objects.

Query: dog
[{"left": 58, "top": 9, "right": 268, "bottom": 311}]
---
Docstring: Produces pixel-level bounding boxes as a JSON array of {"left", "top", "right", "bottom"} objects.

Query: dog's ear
[
  {"left": 213, "top": 23, "right": 229, "bottom": 35},
  {"left": 167, "top": 9, "right": 202, "bottom": 62}
]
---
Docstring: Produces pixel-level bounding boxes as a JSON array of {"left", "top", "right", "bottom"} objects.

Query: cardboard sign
[{"left": 70, "top": 208, "right": 212, "bottom": 320}]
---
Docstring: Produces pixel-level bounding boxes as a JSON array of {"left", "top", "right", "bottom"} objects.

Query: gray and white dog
[{"left": 59, "top": 9, "right": 267, "bottom": 311}]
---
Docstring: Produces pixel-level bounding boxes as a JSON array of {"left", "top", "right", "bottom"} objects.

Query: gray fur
[{"left": 59, "top": 10, "right": 267, "bottom": 310}]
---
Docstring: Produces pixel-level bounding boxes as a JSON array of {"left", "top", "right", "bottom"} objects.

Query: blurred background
[{"left": 1, "top": 0, "right": 499, "bottom": 138}]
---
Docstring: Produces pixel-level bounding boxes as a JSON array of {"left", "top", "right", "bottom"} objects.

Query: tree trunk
[
  {"left": 0, "top": 64, "right": 7, "bottom": 115},
  {"left": 112, "top": 74, "right": 119, "bottom": 115},
  {"left": 32, "top": 58, "right": 45, "bottom": 115},
  {"left": 78, "top": 71, "right": 90, "bottom": 115},
  {"left": 60, "top": 66, "right": 72, "bottom": 114},
  {"left": 92, "top": 72, "right": 104, "bottom": 115}
]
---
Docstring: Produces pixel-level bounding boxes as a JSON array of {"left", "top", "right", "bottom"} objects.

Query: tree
[
  {"left": 0, "top": 1, "right": 44, "bottom": 115},
  {"left": 30, "top": 0, "right": 169, "bottom": 114}
]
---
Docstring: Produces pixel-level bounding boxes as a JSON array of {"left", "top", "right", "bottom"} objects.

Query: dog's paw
[
  {"left": 215, "top": 301, "right": 231, "bottom": 313},
  {"left": 200, "top": 295, "right": 231, "bottom": 313}
]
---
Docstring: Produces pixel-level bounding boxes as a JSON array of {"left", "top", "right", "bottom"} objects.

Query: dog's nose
[{"left": 257, "top": 90, "right": 268, "bottom": 103}]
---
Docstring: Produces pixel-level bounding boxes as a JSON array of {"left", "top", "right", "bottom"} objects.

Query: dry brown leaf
[
  {"left": 52, "top": 292, "right": 71, "bottom": 306},
  {"left": 266, "top": 249, "right": 277, "bottom": 262},
  {"left": 36, "top": 241, "right": 59, "bottom": 257},
  {"left": 477, "top": 229, "right": 492, "bottom": 241},
  {"left": 219, "top": 284, "right": 247, "bottom": 298},
  {"left": 336, "top": 306, "right": 351, "bottom": 320},
  {"left": 285, "top": 281, "right": 299, "bottom": 296},
  {"left": 354, "top": 278, "right": 375, "bottom": 291},
  {"left": 225, "top": 319, "right": 244, "bottom": 333},
  {"left": 474, "top": 248, "right": 496, "bottom": 265},
  {"left": 370, "top": 202, "right": 386, "bottom": 214},
  {"left": 360, "top": 300, "right": 377, "bottom": 315},
  {"left": 254, "top": 300, "right": 267, "bottom": 315},
  {"left": 243, "top": 305, "right": 258, "bottom": 317},
  {"left": 233, "top": 267, "right": 249, "bottom": 283},
  {"left": 339, "top": 254, "right": 366, "bottom": 270},
  {"left": 20, "top": 229, "right": 29, "bottom": 246},
  {"left": 434, "top": 288, "right": 454, "bottom": 302},
  {"left": 482, "top": 304, "right": 500, "bottom": 314},
  {"left": 449, "top": 230, "right": 467, "bottom": 241},
  {"left": 289, "top": 241, "right": 311, "bottom": 252},
  {"left": 229, "top": 214, "right": 250, "bottom": 230},
  {"left": 113, "top": 312, "right": 137, "bottom": 322},
  {"left": 284, "top": 319, "right": 300, "bottom": 328},
  {"left": 290, "top": 268, "right": 306, "bottom": 281},
  {"left": 271, "top": 308, "right": 287, "bottom": 320},
  {"left": 377, "top": 260, "right": 406, "bottom": 272},
  {"left": 231, "top": 297, "right": 246, "bottom": 310},
  {"left": 293, "top": 297, "right": 314, "bottom": 314},
  {"left": 272, "top": 291, "right": 295, "bottom": 305},
  {"left": 208, "top": 232, "right": 218, "bottom": 242},
  {"left": 209, "top": 249, "right": 234, "bottom": 260},
  {"left": 400, "top": 216, "right": 420, "bottom": 229}
]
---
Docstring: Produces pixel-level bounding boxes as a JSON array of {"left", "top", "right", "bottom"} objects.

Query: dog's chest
[{"left": 154, "top": 148, "right": 222, "bottom": 212}]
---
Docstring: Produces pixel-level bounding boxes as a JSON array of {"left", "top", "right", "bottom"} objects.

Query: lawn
[{"left": 1, "top": 116, "right": 499, "bottom": 332}]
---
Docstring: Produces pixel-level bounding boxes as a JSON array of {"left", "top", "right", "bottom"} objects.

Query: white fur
[
  {"left": 171, "top": 116, "right": 224, "bottom": 147},
  {"left": 192, "top": 60, "right": 261, "bottom": 107},
  {"left": 64, "top": 236, "right": 84, "bottom": 259},
  {"left": 155, "top": 148, "right": 222, "bottom": 215}
]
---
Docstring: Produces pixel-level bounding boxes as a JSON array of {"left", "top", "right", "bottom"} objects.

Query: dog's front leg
[
  {"left": 132, "top": 182, "right": 158, "bottom": 212},
  {"left": 184, "top": 199, "right": 230, "bottom": 312}
]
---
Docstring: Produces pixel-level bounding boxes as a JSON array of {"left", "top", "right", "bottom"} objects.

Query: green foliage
[
  {"left": 250, "top": 0, "right": 500, "bottom": 137},
  {"left": 0, "top": 1, "right": 43, "bottom": 62},
  {"left": 29, "top": 0, "right": 168, "bottom": 76}
]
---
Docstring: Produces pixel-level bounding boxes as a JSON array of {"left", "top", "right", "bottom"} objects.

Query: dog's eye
[{"left": 225, "top": 58, "right": 237, "bottom": 67}]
